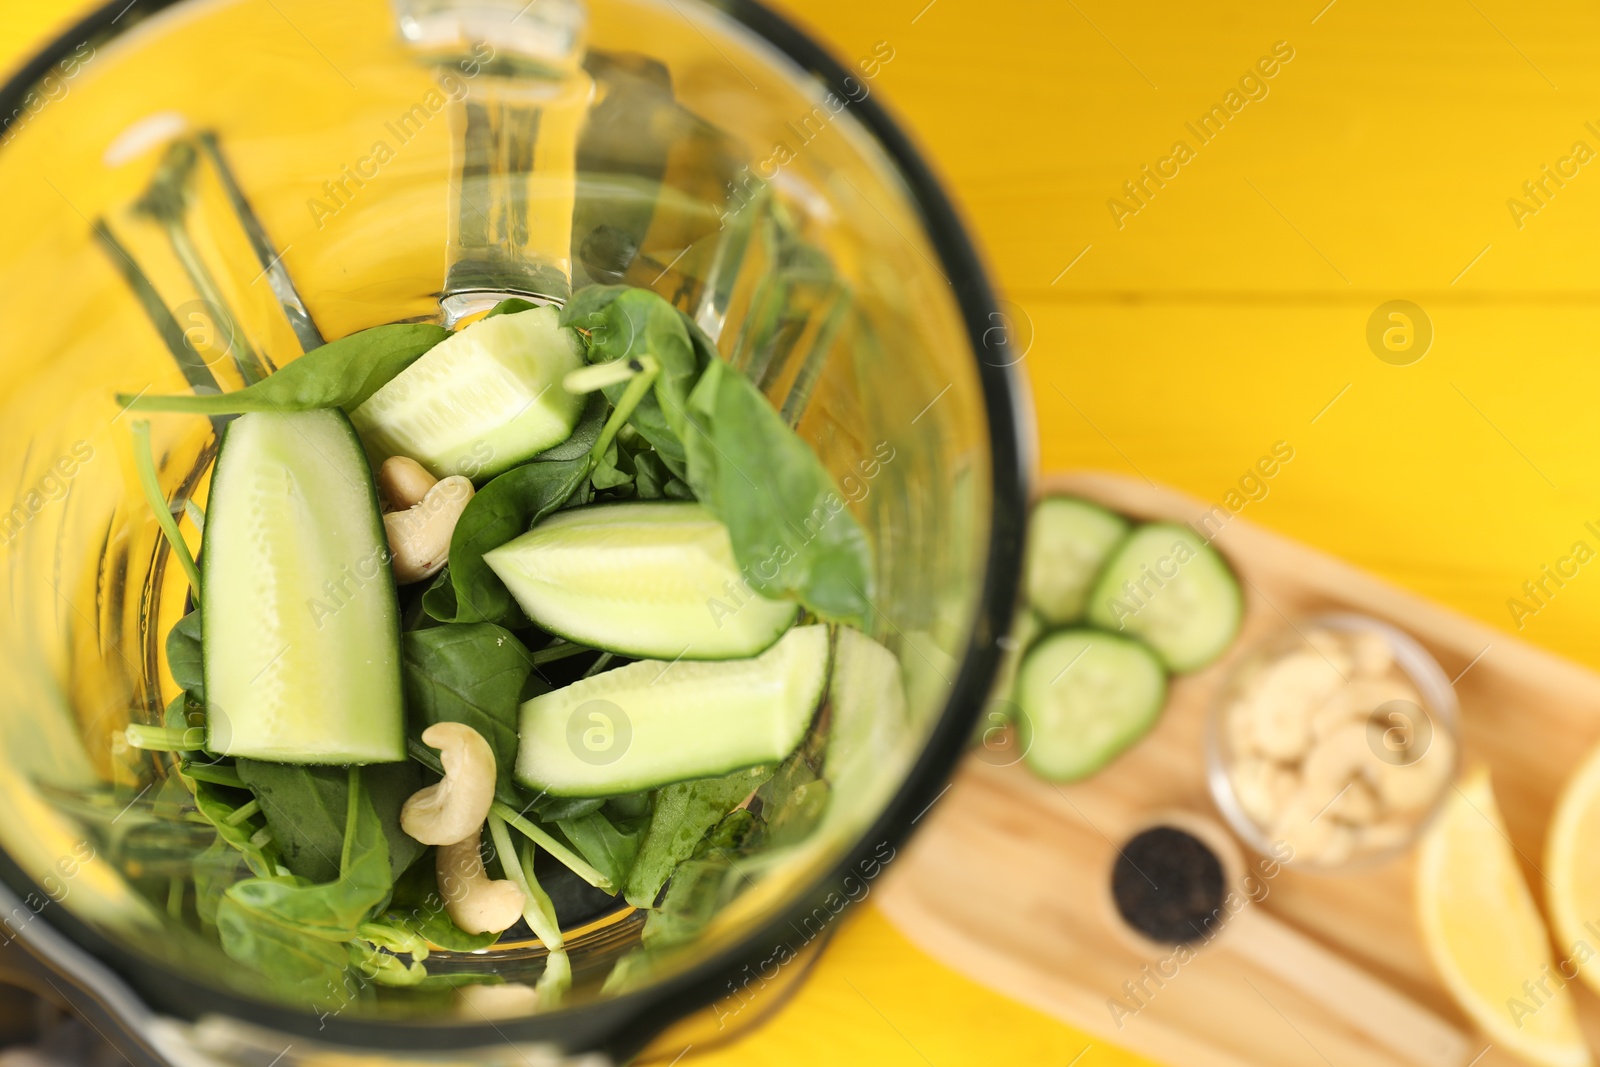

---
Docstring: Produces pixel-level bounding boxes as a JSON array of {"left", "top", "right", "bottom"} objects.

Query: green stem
[
  {"left": 487, "top": 814, "right": 571, "bottom": 1007},
  {"left": 125, "top": 724, "right": 204, "bottom": 752},
  {"left": 166, "top": 877, "right": 184, "bottom": 919},
  {"left": 517, "top": 843, "right": 564, "bottom": 952},
  {"left": 564, "top": 360, "right": 643, "bottom": 394},
  {"left": 586, "top": 356, "right": 660, "bottom": 471},
  {"left": 179, "top": 761, "right": 244, "bottom": 789},
  {"left": 581, "top": 652, "right": 614, "bottom": 679},
  {"left": 340, "top": 766, "right": 362, "bottom": 875},
  {"left": 223, "top": 799, "right": 261, "bottom": 826},
  {"left": 490, "top": 801, "right": 612, "bottom": 892},
  {"left": 518, "top": 840, "right": 571, "bottom": 1007},
  {"left": 131, "top": 421, "right": 202, "bottom": 595},
  {"left": 531, "top": 640, "right": 590, "bottom": 665},
  {"left": 182, "top": 498, "right": 205, "bottom": 534}
]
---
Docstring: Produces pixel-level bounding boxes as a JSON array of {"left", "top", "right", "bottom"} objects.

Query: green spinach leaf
[
  {"left": 641, "top": 804, "right": 767, "bottom": 948},
  {"left": 484, "top": 298, "right": 539, "bottom": 319},
  {"left": 631, "top": 448, "right": 690, "bottom": 500},
  {"left": 555, "top": 808, "right": 646, "bottom": 890},
  {"left": 223, "top": 767, "right": 392, "bottom": 940},
  {"left": 684, "top": 358, "right": 873, "bottom": 623},
  {"left": 190, "top": 778, "right": 278, "bottom": 878},
  {"left": 234, "top": 761, "right": 423, "bottom": 884},
  {"left": 701, "top": 806, "right": 763, "bottom": 854},
  {"left": 215, "top": 893, "right": 352, "bottom": 999},
  {"left": 163, "top": 691, "right": 206, "bottom": 739},
  {"left": 116, "top": 323, "right": 449, "bottom": 415},
  {"left": 623, "top": 766, "right": 772, "bottom": 908},
  {"left": 639, "top": 758, "right": 827, "bottom": 947},
  {"left": 340, "top": 766, "right": 395, "bottom": 896},
  {"left": 423, "top": 457, "right": 590, "bottom": 624},
  {"left": 562, "top": 285, "right": 705, "bottom": 471},
  {"left": 225, "top": 874, "right": 375, "bottom": 942},
  {"left": 754, "top": 762, "right": 831, "bottom": 850},
  {"left": 602, "top": 792, "right": 652, "bottom": 822},
  {"left": 402, "top": 623, "right": 532, "bottom": 794},
  {"left": 166, "top": 610, "right": 203, "bottom": 698},
  {"left": 529, "top": 794, "right": 608, "bottom": 821},
  {"left": 640, "top": 855, "right": 741, "bottom": 948},
  {"left": 589, "top": 437, "right": 635, "bottom": 491},
  {"left": 216, "top": 769, "right": 394, "bottom": 993},
  {"left": 193, "top": 838, "right": 248, "bottom": 926}
]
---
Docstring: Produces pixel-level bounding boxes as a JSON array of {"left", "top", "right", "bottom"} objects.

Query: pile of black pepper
[{"left": 1111, "top": 825, "right": 1226, "bottom": 945}]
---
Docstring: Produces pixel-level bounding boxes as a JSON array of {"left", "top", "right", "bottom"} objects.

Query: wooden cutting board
[{"left": 877, "top": 471, "right": 1600, "bottom": 1067}]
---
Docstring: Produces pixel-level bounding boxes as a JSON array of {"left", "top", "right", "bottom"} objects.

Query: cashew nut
[
  {"left": 1247, "top": 652, "right": 1345, "bottom": 760},
  {"left": 1301, "top": 720, "right": 1371, "bottom": 797},
  {"left": 1251, "top": 692, "right": 1314, "bottom": 761},
  {"left": 1372, "top": 730, "right": 1456, "bottom": 812},
  {"left": 385, "top": 475, "right": 475, "bottom": 584},
  {"left": 1302, "top": 629, "right": 1354, "bottom": 679},
  {"left": 401, "top": 722, "right": 497, "bottom": 845},
  {"left": 457, "top": 982, "right": 540, "bottom": 1019},
  {"left": 1349, "top": 629, "right": 1394, "bottom": 676},
  {"left": 436, "top": 831, "right": 525, "bottom": 935},
  {"left": 378, "top": 456, "right": 438, "bottom": 511},
  {"left": 1269, "top": 793, "right": 1339, "bottom": 861},
  {"left": 1322, "top": 777, "right": 1380, "bottom": 825},
  {"left": 1231, "top": 757, "right": 1298, "bottom": 827}
]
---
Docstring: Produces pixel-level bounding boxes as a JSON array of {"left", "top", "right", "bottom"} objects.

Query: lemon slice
[
  {"left": 1417, "top": 767, "right": 1589, "bottom": 1067},
  {"left": 1549, "top": 742, "right": 1600, "bottom": 1000}
]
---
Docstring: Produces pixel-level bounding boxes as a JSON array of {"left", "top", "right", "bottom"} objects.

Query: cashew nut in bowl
[
  {"left": 401, "top": 722, "right": 497, "bottom": 845},
  {"left": 378, "top": 455, "right": 438, "bottom": 511},
  {"left": 437, "top": 831, "right": 525, "bottom": 935},
  {"left": 1322, "top": 777, "right": 1380, "bottom": 824},
  {"left": 384, "top": 475, "right": 475, "bottom": 584},
  {"left": 457, "top": 982, "right": 540, "bottom": 1019},
  {"left": 1215, "top": 616, "right": 1459, "bottom": 868}
]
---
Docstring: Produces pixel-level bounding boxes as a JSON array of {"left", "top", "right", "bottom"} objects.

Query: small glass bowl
[{"left": 1206, "top": 613, "right": 1461, "bottom": 872}]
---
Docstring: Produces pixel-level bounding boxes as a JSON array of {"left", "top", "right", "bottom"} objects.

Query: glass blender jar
[{"left": 0, "top": 0, "right": 1032, "bottom": 1061}]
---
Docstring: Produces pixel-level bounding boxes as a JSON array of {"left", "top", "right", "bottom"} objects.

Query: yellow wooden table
[{"left": 8, "top": 1, "right": 1600, "bottom": 1064}]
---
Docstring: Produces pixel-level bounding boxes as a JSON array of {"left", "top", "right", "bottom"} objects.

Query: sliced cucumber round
[
  {"left": 1015, "top": 630, "right": 1166, "bottom": 782},
  {"left": 201, "top": 410, "right": 404, "bottom": 764},
  {"left": 517, "top": 624, "right": 830, "bottom": 796},
  {"left": 1025, "top": 496, "right": 1129, "bottom": 624},
  {"left": 483, "top": 501, "right": 798, "bottom": 660},
  {"left": 1086, "top": 523, "right": 1241, "bottom": 672},
  {"left": 350, "top": 305, "right": 584, "bottom": 481}
]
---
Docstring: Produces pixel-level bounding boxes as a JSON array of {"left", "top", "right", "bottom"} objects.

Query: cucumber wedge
[
  {"left": 1086, "top": 523, "right": 1241, "bottom": 672},
  {"left": 483, "top": 501, "right": 798, "bottom": 660},
  {"left": 201, "top": 410, "right": 404, "bottom": 763},
  {"left": 517, "top": 625, "right": 830, "bottom": 796},
  {"left": 1025, "top": 497, "right": 1129, "bottom": 624},
  {"left": 1015, "top": 630, "right": 1166, "bottom": 782},
  {"left": 349, "top": 306, "right": 584, "bottom": 481}
]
